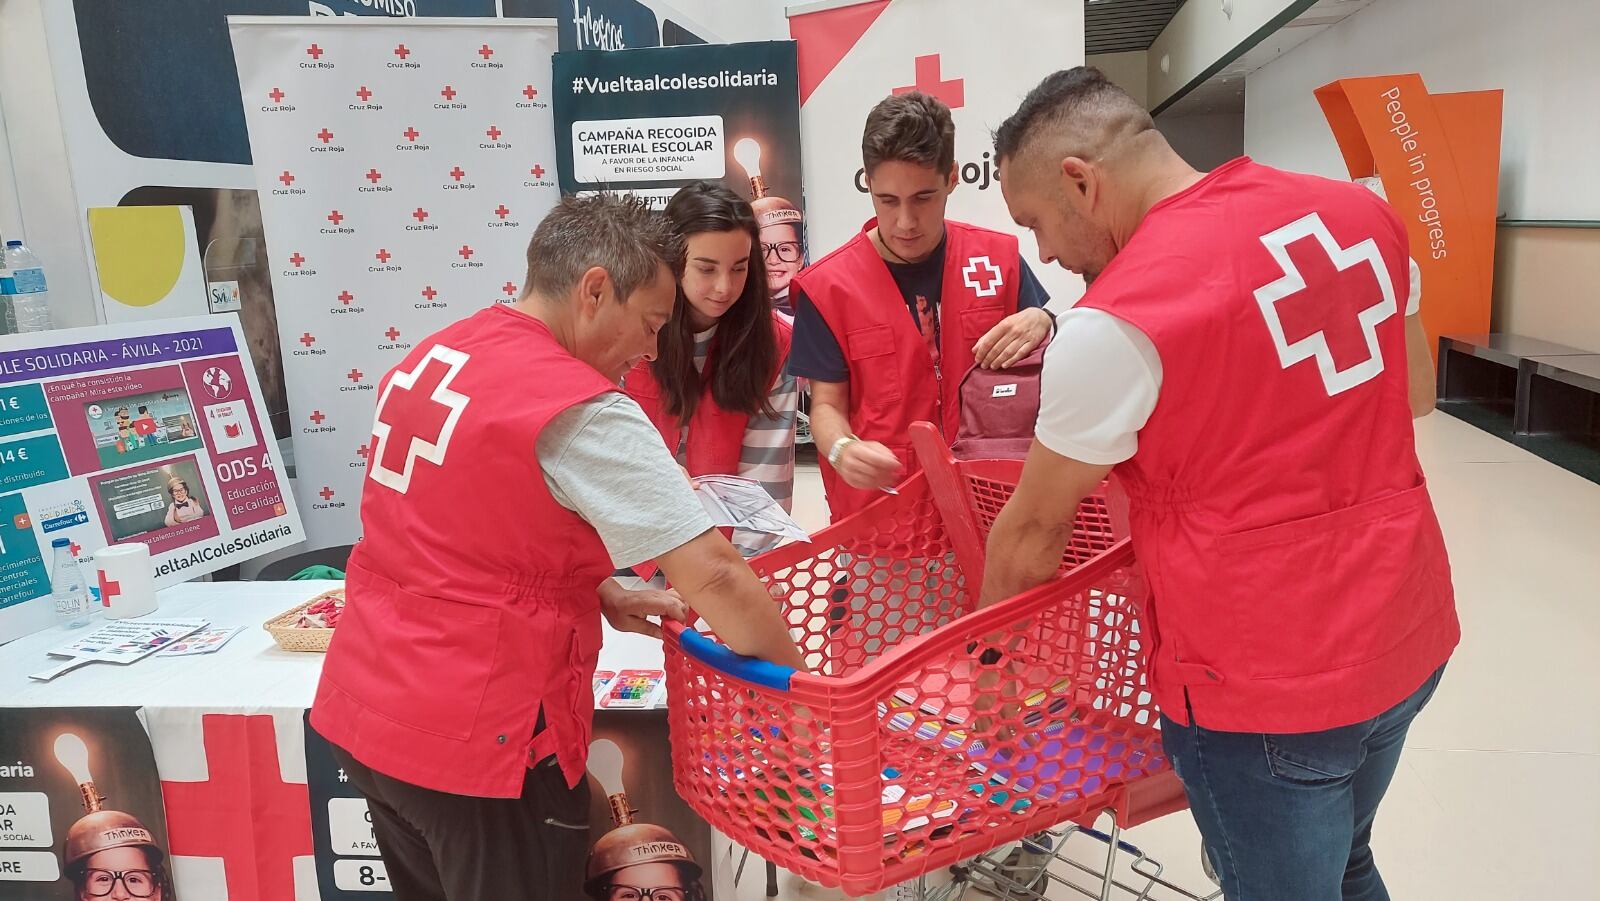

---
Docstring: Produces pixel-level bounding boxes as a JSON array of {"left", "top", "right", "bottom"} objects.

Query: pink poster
[{"left": 179, "top": 355, "right": 289, "bottom": 530}]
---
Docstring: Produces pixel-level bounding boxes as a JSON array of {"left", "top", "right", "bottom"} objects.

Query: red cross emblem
[
  {"left": 370, "top": 345, "right": 472, "bottom": 493},
  {"left": 319, "top": 486, "right": 335, "bottom": 501},
  {"left": 961, "top": 255, "right": 1003, "bottom": 297},
  {"left": 356, "top": 85, "right": 373, "bottom": 102},
  {"left": 306, "top": 44, "right": 324, "bottom": 59},
  {"left": 357, "top": 443, "right": 370, "bottom": 461},
  {"left": 365, "top": 168, "right": 383, "bottom": 184},
  {"left": 412, "top": 207, "right": 430, "bottom": 223},
  {"left": 530, "top": 164, "right": 546, "bottom": 179},
  {"left": 503, "top": 282, "right": 518, "bottom": 296},
  {"left": 69, "top": 541, "right": 81, "bottom": 557},
  {"left": 440, "top": 84, "right": 457, "bottom": 100},
  {"left": 161, "top": 715, "right": 312, "bottom": 901},
  {"left": 450, "top": 166, "right": 467, "bottom": 181},
  {"left": 278, "top": 171, "right": 295, "bottom": 187},
  {"left": 327, "top": 210, "right": 344, "bottom": 226},
  {"left": 268, "top": 87, "right": 285, "bottom": 103},
  {"left": 97, "top": 570, "right": 120, "bottom": 608},
  {"left": 523, "top": 84, "right": 538, "bottom": 100},
  {"left": 347, "top": 369, "right": 364, "bottom": 383},
  {"left": 375, "top": 248, "right": 392, "bottom": 263},
  {"left": 420, "top": 286, "right": 438, "bottom": 302},
  {"left": 458, "top": 245, "right": 474, "bottom": 260},
  {"left": 385, "top": 326, "right": 401, "bottom": 342},
  {"left": 316, "top": 128, "right": 334, "bottom": 144},
  {"left": 338, "top": 290, "right": 354, "bottom": 305},
  {"left": 494, "top": 204, "right": 511, "bottom": 219},
  {"left": 894, "top": 54, "right": 964, "bottom": 109},
  {"left": 309, "top": 410, "right": 326, "bottom": 425},
  {"left": 394, "top": 43, "right": 411, "bottom": 59},
  {"left": 299, "top": 332, "right": 316, "bottom": 347},
  {"left": 289, "top": 252, "right": 305, "bottom": 269},
  {"left": 479, "top": 43, "right": 495, "bottom": 59},
  {"left": 486, "top": 124, "right": 503, "bottom": 141},
  {"left": 403, "top": 126, "right": 420, "bottom": 142},
  {"left": 1253, "top": 212, "right": 1398, "bottom": 396}
]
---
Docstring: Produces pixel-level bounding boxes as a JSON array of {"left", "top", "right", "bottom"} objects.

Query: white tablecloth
[{"left": 0, "top": 580, "right": 667, "bottom": 708}]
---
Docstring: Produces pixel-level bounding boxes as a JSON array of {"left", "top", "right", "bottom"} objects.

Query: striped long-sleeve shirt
[{"left": 675, "top": 325, "right": 797, "bottom": 557}]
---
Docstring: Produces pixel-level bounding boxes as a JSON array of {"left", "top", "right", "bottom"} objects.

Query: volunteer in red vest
[
  {"left": 310, "top": 195, "right": 806, "bottom": 901},
  {"left": 789, "top": 91, "right": 1055, "bottom": 522},
  {"left": 624, "top": 182, "right": 797, "bottom": 560},
  {"left": 982, "top": 68, "right": 1455, "bottom": 900}
]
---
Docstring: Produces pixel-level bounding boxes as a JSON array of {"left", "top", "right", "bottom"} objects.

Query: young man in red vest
[
  {"left": 310, "top": 195, "right": 806, "bottom": 901},
  {"left": 983, "top": 68, "right": 1455, "bottom": 900},
  {"left": 789, "top": 91, "right": 1055, "bottom": 522}
]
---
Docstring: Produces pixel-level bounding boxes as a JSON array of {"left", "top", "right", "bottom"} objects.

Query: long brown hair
[{"left": 654, "top": 181, "right": 779, "bottom": 422}]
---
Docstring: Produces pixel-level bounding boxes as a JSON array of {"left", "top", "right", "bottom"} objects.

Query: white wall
[
  {"left": 1156, "top": 111, "right": 1245, "bottom": 171},
  {"left": 1244, "top": 0, "right": 1600, "bottom": 222},
  {"left": 1086, "top": 50, "right": 1149, "bottom": 108},
  {"left": 1147, "top": 0, "right": 1304, "bottom": 111}
]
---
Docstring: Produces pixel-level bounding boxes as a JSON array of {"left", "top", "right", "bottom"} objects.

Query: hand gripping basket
[{"left": 662, "top": 424, "right": 1187, "bottom": 897}]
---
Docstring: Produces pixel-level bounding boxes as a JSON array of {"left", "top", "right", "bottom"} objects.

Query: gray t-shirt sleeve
[{"left": 536, "top": 393, "right": 715, "bottom": 569}]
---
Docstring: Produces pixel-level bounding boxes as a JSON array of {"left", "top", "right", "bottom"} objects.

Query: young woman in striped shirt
[{"left": 623, "top": 181, "right": 798, "bottom": 558}]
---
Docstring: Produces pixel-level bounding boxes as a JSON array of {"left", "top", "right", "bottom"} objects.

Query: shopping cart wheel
[{"left": 1200, "top": 839, "right": 1221, "bottom": 887}]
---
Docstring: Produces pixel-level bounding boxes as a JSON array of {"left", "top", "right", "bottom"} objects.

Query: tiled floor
[{"left": 729, "top": 413, "right": 1600, "bottom": 899}]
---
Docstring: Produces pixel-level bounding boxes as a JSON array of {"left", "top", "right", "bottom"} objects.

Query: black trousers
[{"left": 332, "top": 744, "right": 591, "bottom": 901}]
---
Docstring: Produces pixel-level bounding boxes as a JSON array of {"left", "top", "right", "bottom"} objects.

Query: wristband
[{"left": 828, "top": 436, "right": 858, "bottom": 469}]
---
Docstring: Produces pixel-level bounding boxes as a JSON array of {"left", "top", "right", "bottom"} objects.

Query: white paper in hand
[{"left": 690, "top": 475, "right": 810, "bottom": 544}]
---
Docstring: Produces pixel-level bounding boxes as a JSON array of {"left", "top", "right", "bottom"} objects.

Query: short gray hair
[{"left": 524, "top": 193, "right": 684, "bottom": 303}]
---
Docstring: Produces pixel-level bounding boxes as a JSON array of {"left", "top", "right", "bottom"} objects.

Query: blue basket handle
[{"left": 665, "top": 621, "right": 795, "bottom": 691}]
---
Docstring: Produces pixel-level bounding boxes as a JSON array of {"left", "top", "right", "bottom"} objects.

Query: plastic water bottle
[
  {"left": 1, "top": 239, "right": 53, "bottom": 333},
  {"left": 0, "top": 234, "right": 12, "bottom": 334},
  {"left": 51, "top": 538, "right": 93, "bottom": 629}
]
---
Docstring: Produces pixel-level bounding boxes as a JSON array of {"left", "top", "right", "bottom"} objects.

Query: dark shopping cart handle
[{"left": 663, "top": 620, "right": 795, "bottom": 691}]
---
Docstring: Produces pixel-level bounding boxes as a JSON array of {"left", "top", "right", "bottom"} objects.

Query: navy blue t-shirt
[{"left": 788, "top": 234, "right": 1050, "bottom": 382}]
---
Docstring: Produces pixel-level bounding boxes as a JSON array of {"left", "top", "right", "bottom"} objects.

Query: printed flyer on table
[{"left": 0, "top": 314, "right": 304, "bottom": 644}]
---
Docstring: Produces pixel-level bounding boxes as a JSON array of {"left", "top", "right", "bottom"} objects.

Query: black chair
[{"left": 254, "top": 544, "right": 355, "bottom": 582}]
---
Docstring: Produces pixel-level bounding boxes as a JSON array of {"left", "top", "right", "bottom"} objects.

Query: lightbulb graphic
[
  {"left": 732, "top": 138, "right": 768, "bottom": 200},
  {"left": 54, "top": 731, "right": 104, "bottom": 813},
  {"left": 587, "top": 738, "right": 635, "bottom": 826}
]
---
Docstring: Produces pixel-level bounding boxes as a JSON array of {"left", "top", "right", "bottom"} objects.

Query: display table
[{"left": 0, "top": 581, "right": 704, "bottom": 901}]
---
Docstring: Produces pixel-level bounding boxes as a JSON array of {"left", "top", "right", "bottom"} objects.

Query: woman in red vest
[{"left": 624, "top": 182, "right": 797, "bottom": 559}]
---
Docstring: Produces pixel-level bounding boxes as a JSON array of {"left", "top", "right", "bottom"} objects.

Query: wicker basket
[{"left": 263, "top": 588, "right": 344, "bottom": 653}]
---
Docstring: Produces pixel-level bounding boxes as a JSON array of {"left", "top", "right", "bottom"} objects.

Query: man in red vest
[
  {"left": 982, "top": 68, "right": 1455, "bottom": 900},
  {"left": 310, "top": 195, "right": 806, "bottom": 901},
  {"left": 789, "top": 91, "right": 1055, "bottom": 522}
]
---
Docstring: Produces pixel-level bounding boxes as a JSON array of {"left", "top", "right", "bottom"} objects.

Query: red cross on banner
[
  {"left": 523, "top": 84, "right": 538, "bottom": 99},
  {"left": 268, "top": 87, "right": 285, "bottom": 103},
  {"left": 404, "top": 126, "right": 420, "bottom": 142},
  {"left": 327, "top": 210, "right": 343, "bottom": 226},
  {"left": 479, "top": 43, "right": 495, "bottom": 59},
  {"left": 305, "top": 44, "right": 323, "bottom": 59},
  {"left": 894, "top": 54, "right": 965, "bottom": 109},
  {"left": 531, "top": 164, "right": 545, "bottom": 179},
  {"left": 441, "top": 84, "right": 457, "bottom": 100},
  {"left": 394, "top": 43, "right": 410, "bottom": 59},
  {"left": 319, "top": 486, "right": 335, "bottom": 501},
  {"left": 316, "top": 128, "right": 333, "bottom": 144},
  {"left": 160, "top": 714, "right": 312, "bottom": 901},
  {"left": 356, "top": 85, "right": 373, "bottom": 102},
  {"left": 451, "top": 166, "right": 467, "bottom": 181},
  {"left": 486, "top": 125, "right": 502, "bottom": 141}
]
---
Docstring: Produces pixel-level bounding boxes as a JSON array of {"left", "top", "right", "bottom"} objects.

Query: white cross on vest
[
  {"left": 369, "top": 345, "right": 472, "bottom": 493},
  {"left": 962, "top": 255, "right": 1004, "bottom": 297},
  {"left": 1253, "top": 212, "right": 1398, "bottom": 397}
]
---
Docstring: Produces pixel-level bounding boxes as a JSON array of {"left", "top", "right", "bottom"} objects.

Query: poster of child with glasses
[{"left": 0, "top": 708, "right": 175, "bottom": 901}]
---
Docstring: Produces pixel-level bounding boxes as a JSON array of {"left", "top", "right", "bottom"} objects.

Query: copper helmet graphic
[
  {"left": 585, "top": 821, "right": 704, "bottom": 893},
  {"left": 64, "top": 809, "right": 165, "bottom": 870},
  {"left": 585, "top": 738, "right": 703, "bottom": 896},
  {"left": 752, "top": 195, "right": 803, "bottom": 230}
]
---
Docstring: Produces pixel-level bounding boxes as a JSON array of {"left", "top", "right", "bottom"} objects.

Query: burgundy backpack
[{"left": 950, "top": 345, "right": 1045, "bottom": 461}]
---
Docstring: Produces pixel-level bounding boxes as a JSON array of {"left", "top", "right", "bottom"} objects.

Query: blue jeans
[{"left": 1160, "top": 665, "right": 1446, "bottom": 901}]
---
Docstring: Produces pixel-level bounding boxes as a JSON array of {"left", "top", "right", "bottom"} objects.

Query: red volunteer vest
[
  {"left": 795, "top": 220, "right": 1021, "bottom": 520},
  {"left": 311, "top": 306, "right": 619, "bottom": 797},
  {"left": 1079, "top": 158, "right": 1458, "bottom": 733},
  {"left": 624, "top": 313, "right": 794, "bottom": 476}
]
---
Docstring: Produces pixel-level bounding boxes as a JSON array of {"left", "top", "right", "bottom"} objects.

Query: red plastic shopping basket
[{"left": 662, "top": 424, "right": 1186, "bottom": 896}]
